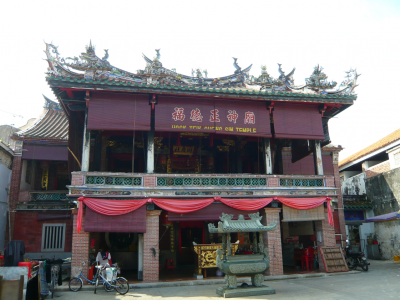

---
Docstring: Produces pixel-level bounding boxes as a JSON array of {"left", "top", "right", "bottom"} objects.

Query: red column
[
  {"left": 262, "top": 208, "right": 283, "bottom": 276},
  {"left": 143, "top": 210, "right": 162, "bottom": 282},
  {"left": 8, "top": 155, "right": 22, "bottom": 240},
  {"left": 315, "top": 211, "right": 336, "bottom": 271},
  {"left": 71, "top": 209, "right": 90, "bottom": 279}
]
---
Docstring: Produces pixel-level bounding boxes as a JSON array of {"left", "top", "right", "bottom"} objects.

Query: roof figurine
[
  {"left": 155, "top": 49, "right": 161, "bottom": 60},
  {"left": 305, "top": 65, "right": 337, "bottom": 92},
  {"left": 44, "top": 42, "right": 358, "bottom": 96},
  {"left": 232, "top": 57, "right": 241, "bottom": 73},
  {"left": 102, "top": 49, "right": 109, "bottom": 62}
]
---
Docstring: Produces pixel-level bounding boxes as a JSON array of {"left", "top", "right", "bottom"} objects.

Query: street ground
[{"left": 53, "top": 260, "right": 400, "bottom": 300}]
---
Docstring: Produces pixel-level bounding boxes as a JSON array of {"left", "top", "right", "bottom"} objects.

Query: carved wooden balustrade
[{"left": 67, "top": 172, "right": 338, "bottom": 198}]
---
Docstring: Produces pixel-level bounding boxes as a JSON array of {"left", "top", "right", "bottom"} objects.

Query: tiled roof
[
  {"left": 339, "top": 128, "right": 400, "bottom": 167},
  {"left": 17, "top": 108, "right": 68, "bottom": 140},
  {"left": 46, "top": 75, "right": 357, "bottom": 100},
  {"left": 344, "top": 200, "right": 373, "bottom": 210}
]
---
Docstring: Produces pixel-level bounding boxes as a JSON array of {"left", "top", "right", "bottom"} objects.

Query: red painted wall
[{"left": 13, "top": 212, "right": 73, "bottom": 253}]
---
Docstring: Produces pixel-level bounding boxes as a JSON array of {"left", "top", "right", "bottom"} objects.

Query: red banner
[{"left": 155, "top": 96, "right": 271, "bottom": 137}]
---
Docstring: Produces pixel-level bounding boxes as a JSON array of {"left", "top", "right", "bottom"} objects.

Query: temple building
[
  {"left": 42, "top": 42, "right": 358, "bottom": 281},
  {"left": 9, "top": 96, "right": 74, "bottom": 260}
]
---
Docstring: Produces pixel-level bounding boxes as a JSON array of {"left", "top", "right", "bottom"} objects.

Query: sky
[{"left": 0, "top": 0, "right": 399, "bottom": 161}]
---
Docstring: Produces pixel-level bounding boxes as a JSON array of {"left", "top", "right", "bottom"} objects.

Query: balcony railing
[
  {"left": 279, "top": 178, "right": 324, "bottom": 187},
  {"left": 86, "top": 176, "right": 142, "bottom": 186},
  {"left": 30, "top": 191, "right": 69, "bottom": 201},
  {"left": 156, "top": 177, "right": 267, "bottom": 187},
  {"left": 68, "top": 172, "right": 338, "bottom": 198}
]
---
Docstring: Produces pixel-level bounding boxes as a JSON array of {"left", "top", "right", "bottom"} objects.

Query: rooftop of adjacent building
[
  {"left": 339, "top": 128, "right": 400, "bottom": 171},
  {"left": 14, "top": 95, "right": 68, "bottom": 142}
]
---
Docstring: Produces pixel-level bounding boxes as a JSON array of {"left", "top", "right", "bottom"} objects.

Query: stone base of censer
[{"left": 216, "top": 286, "right": 276, "bottom": 298}]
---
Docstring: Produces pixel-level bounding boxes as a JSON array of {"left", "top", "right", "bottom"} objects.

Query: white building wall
[
  {"left": 374, "top": 222, "right": 400, "bottom": 260},
  {"left": 341, "top": 172, "right": 366, "bottom": 196}
]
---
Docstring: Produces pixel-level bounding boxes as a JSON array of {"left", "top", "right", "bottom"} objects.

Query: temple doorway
[
  {"left": 89, "top": 232, "right": 140, "bottom": 281},
  {"left": 281, "top": 221, "right": 321, "bottom": 274}
]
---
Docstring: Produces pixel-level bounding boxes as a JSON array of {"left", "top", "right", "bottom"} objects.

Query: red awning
[
  {"left": 85, "top": 206, "right": 146, "bottom": 232},
  {"left": 273, "top": 103, "right": 325, "bottom": 140},
  {"left": 87, "top": 92, "right": 151, "bottom": 131}
]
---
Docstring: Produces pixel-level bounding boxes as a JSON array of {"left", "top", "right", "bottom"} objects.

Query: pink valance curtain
[
  {"left": 148, "top": 198, "right": 214, "bottom": 213},
  {"left": 77, "top": 196, "right": 332, "bottom": 233},
  {"left": 276, "top": 197, "right": 333, "bottom": 226},
  {"left": 77, "top": 197, "right": 148, "bottom": 233},
  {"left": 219, "top": 197, "right": 274, "bottom": 211}
]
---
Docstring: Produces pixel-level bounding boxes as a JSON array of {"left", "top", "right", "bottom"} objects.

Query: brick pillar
[
  {"left": 333, "top": 151, "right": 347, "bottom": 245},
  {"left": 71, "top": 209, "right": 90, "bottom": 279},
  {"left": 143, "top": 210, "right": 161, "bottom": 282},
  {"left": 262, "top": 208, "right": 283, "bottom": 276},
  {"left": 315, "top": 211, "right": 336, "bottom": 271},
  {"left": 9, "top": 155, "right": 22, "bottom": 240}
]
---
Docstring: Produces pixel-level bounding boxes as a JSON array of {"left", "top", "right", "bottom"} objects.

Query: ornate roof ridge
[{"left": 44, "top": 42, "right": 358, "bottom": 97}]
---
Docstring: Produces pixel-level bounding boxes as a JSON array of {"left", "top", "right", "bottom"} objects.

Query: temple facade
[{"left": 42, "top": 42, "right": 357, "bottom": 281}]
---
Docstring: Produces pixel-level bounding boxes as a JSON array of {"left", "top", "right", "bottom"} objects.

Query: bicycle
[
  {"left": 69, "top": 260, "right": 106, "bottom": 292},
  {"left": 93, "top": 263, "right": 129, "bottom": 295},
  {"left": 50, "top": 264, "right": 60, "bottom": 298}
]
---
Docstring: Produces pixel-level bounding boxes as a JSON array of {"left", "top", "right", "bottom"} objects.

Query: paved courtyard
[{"left": 54, "top": 260, "right": 400, "bottom": 300}]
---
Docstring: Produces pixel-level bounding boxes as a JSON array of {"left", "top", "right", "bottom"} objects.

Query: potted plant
[{"left": 367, "top": 233, "right": 374, "bottom": 245}]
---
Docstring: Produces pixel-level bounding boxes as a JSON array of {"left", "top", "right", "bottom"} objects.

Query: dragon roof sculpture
[{"left": 44, "top": 41, "right": 358, "bottom": 95}]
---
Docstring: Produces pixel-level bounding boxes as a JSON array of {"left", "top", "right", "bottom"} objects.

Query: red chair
[
  {"left": 165, "top": 259, "right": 175, "bottom": 270},
  {"left": 301, "top": 247, "right": 314, "bottom": 271}
]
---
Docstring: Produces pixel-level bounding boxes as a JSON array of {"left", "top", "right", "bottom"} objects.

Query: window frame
[{"left": 41, "top": 223, "right": 66, "bottom": 252}]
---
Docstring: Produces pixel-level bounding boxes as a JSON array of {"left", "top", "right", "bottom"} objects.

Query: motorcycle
[{"left": 345, "top": 241, "right": 370, "bottom": 271}]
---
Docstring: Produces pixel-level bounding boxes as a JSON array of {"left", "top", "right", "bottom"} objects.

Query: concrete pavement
[{"left": 53, "top": 260, "right": 400, "bottom": 299}]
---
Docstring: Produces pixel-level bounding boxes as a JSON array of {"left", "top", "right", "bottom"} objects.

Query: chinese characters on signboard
[{"left": 156, "top": 96, "right": 271, "bottom": 137}]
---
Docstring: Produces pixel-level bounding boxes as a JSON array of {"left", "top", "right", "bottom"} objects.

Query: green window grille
[
  {"left": 155, "top": 177, "right": 268, "bottom": 187},
  {"left": 31, "top": 193, "right": 68, "bottom": 201},
  {"left": 279, "top": 178, "right": 324, "bottom": 187},
  {"left": 86, "top": 176, "right": 142, "bottom": 186}
]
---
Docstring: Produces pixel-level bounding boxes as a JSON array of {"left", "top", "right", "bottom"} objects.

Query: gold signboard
[
  {"left": 173, "top": 145, "right": 194, "bottom": 156},
  {"left": 193, "top": 243, "right": 239, "bottom": 277}
]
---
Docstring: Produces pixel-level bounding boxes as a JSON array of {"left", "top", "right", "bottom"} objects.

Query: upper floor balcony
[
  {"left": 16, "top": 190, "right": 75, "bottom": 210},
  {"left": 67, "top": 172, "right": 338, "bottom": 198}
]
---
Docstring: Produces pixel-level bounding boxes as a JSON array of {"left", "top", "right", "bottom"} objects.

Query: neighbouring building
[
  {"left": 44, "top": 42, "right": 359, "bottom": 281},
  {"left": 8, "top": 96, "right": 74, "bottom": 260},
  {"left": 339, "top": 128, "right": 400, "bottom": 259},
  {"left": 0, "top": 140, "right": 14, "bottom": 250}
]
